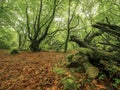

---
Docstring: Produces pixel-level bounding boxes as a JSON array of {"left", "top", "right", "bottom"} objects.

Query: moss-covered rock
[
  {"left": 67, "top": 54, "right": 74, "bottom": 62},
  {"left": 10, "top": 49, "right": 19, "bottom": 54},
  {"left": 72, "top": 55, "right": 82, "bottom": 62},
  {"left": 81, "top": 57, "right": 99, "bottom": 79},
  {"left": 86, "top": 66, "right": 99, "bottom": 78}
]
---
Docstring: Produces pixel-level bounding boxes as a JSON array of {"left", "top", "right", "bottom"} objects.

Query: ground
[
  {"left": 0, "top": 50, "right": 119, "bottom": 90},
  {"left": 0, "top": 50, "right": 67, "bottom": 90}
]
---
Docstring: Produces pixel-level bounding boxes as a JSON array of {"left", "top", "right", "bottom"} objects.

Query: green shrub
[
  {"left": 52, "top": 66, "right": 80, "bottom": 90},
  {"left": 98, "top": 74, "right": 106, "bottom": 80},
  {"left": 61, "top": 76, "right": 78, "bottom": 90},
  {"left": 67, "top": 54, "right": 74, "bottom": 62},
  {"left": 76, "top": 66, "right": 85, "bottom": 73},
  {"left": 53, "top": 66, "right": 65, "bottom": 75},
  {"left": 112, "top": 78, "right": 120, "bottom": 88},
  {"left": 10, "top": 49, "right": 19, "bottom": 54},
  {"left": 0, "top": 40, "right": 10, "bottom": 49}
]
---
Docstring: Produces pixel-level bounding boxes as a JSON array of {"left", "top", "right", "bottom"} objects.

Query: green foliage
[
  {"left": 47, "top": 40, "right": 64, "bottom": 52},
  {"left": 53, "top": 65, "right": 80, "bottom": 89},
  {"left": 79, "top": 48, "right": 94, "bottom": 58},
  {"left": 53, "top": 66, "right": 65, "bottom": 75},
  {"left": 0, "top": 40, "right": 10, "bottom": 49},
  {"left": 75, "top": 66, "right": 85, "bottom": 73},
  {"left": 69, "top": 68, "right": 75, "bottom": 73},
  {"left": 61, "top": 76, "right": 78, "bottom": 90},
  {"left": 0, "top": 0, "right": 120, "bottom": 89},
  {"left": 67, "top": 54, "right": 74, "bottom": 62},
  {"left": 0, "top": 0, "right": 119, "bottom": 51},
  {"left": 0, "top": 27, "right": 18, "bottom": 49},
  {"left": 10, "top": 48, "right": 19, "bottom": 54},
  {"left": 98, "top": 74, "right": 106, "bottom": 80},
  {"left": 112, "top": 78, "right": 120, "bottom": 88}
]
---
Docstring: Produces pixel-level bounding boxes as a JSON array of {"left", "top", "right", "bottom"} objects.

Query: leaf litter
[
  {"left": 0, "top": 50, "right": 119, "bottom": 90},
  {"left": 0, "top": 50, "right": 66, "bottom": 90}
]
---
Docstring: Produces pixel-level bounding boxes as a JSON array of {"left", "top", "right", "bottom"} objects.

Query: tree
[
  {"left": 64, "top": 0, "right": 79, "bottom": 53},
  {"left": 0, "top": 0, "right": 16, "bottom": 26},
  {"left": 69, "top": 23, "right": 120, "bottom": 78},
  {"left": 0, "top": 0, "right": 20, "bottom": 49},
  {"left": 0, "top": 27, "right": 17, "bottom": 49},
  {"left": 25, "top": 0, "right": 59, "bottom": 51}
]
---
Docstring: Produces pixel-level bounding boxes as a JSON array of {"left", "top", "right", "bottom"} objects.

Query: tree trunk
[
  {"left": 29, "top": 40, "right": 40, "bottom": 51},
  {"left": 70, "top": 35, "right": 119, "bottom": 61},
  {"left": 69, "top": 34, "right": 120, "bottom": 77},
  {"left": 25, "top": 0, "right": 57, "bottom": 51},
  {"left": 18, "top": 33, "right": 21, "bottom": 50},
  {"left": 64, "top": 0, "right": 79, "bottom": 53},
  {"left": 68, "top": 22, "right": 120, "bottom": 79},
  {"left": 64, "top": 0, "right": 70, "bottom": 53}
]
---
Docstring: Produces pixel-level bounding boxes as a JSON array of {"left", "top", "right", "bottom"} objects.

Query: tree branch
[
  {"left": 37, "top": 0, "right": 43, "bottom": 30},
  {"left": 38, "top": 0, "right": 57, "bottom": 43},
  {"left": 84, "top": 31, "right": 103, "bottom": 44},
  {"left": 25, "top": 0, "right": 32, "bottom": 40},
  {"left": 92, "top": 22, "right": 120, "bottom": 37}
]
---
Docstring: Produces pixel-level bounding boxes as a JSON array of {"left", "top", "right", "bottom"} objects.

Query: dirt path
[{"left": 0, "top": 50, "right": 66, "bottom": 90}]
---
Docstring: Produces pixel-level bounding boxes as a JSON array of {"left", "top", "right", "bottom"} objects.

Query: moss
[
  {"left": 67, "top": 54, "right": 74, "bottom": 62},
  {"left": 79, "top": 48, "right": 94, "bottom": 58},
  {"left": 72, "top": 55, "right": 82, "bottom": 62},
  {"left": 66, "top": 62, "right": 80, "bottom": 68},
  {"left": 10, "top": 49, "right": 19, "bottom": 54},
  {"left": 86, "top": 66, "right": 99, "bottom": 79},
  {"left": 76, "top": 66, "right": 85, "bottom": 73}
]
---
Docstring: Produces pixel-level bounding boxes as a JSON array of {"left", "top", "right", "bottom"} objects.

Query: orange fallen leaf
[
  {"left": 96, "top": 84, "right": 106, "bottom": 89},
  {"left": 52, "top": 86, "right": 57, "bottom": 90}
]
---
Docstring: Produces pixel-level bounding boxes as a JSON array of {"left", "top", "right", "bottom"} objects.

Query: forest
[{"left": 0, "top": 0, "right": 120, "bottom": 90}]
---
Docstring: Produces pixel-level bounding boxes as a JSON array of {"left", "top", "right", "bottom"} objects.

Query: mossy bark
[
  {"left": 29, "top": 40, "right": 40, "bottom": 51},
  {"left": 69, "top": 22, "right": 120, "bottom": 79}
]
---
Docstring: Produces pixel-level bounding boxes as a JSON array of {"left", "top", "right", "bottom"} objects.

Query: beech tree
[
  {"left": 25, "top": 0, "right": 60, "bottom": 51},
  {"left": 64, "top": 0, "right": 79, "bottom": 53}
]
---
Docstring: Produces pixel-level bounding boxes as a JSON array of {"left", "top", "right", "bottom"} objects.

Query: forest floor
[{"left": 0, "top": 50, "right": 119, "bottom": 90}]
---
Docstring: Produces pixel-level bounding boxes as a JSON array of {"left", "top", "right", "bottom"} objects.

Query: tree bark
[
  {"left": 64, "top": 0, "right": 79, "bottom": 53},
  {"left": 70, "top": 35, "right": 119, "bottom": 61},
  {"left": 69, "top": 34, "right": 120, "bottom": 78},
  {"left": 92, "top": 22, "right": 120, "bottom": 37},
  {"left": 29, "top": 40, "right": 40, "bottom": 51},
  {"left": 69, "top": 22, "right": 120, "bottom": 79}
]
